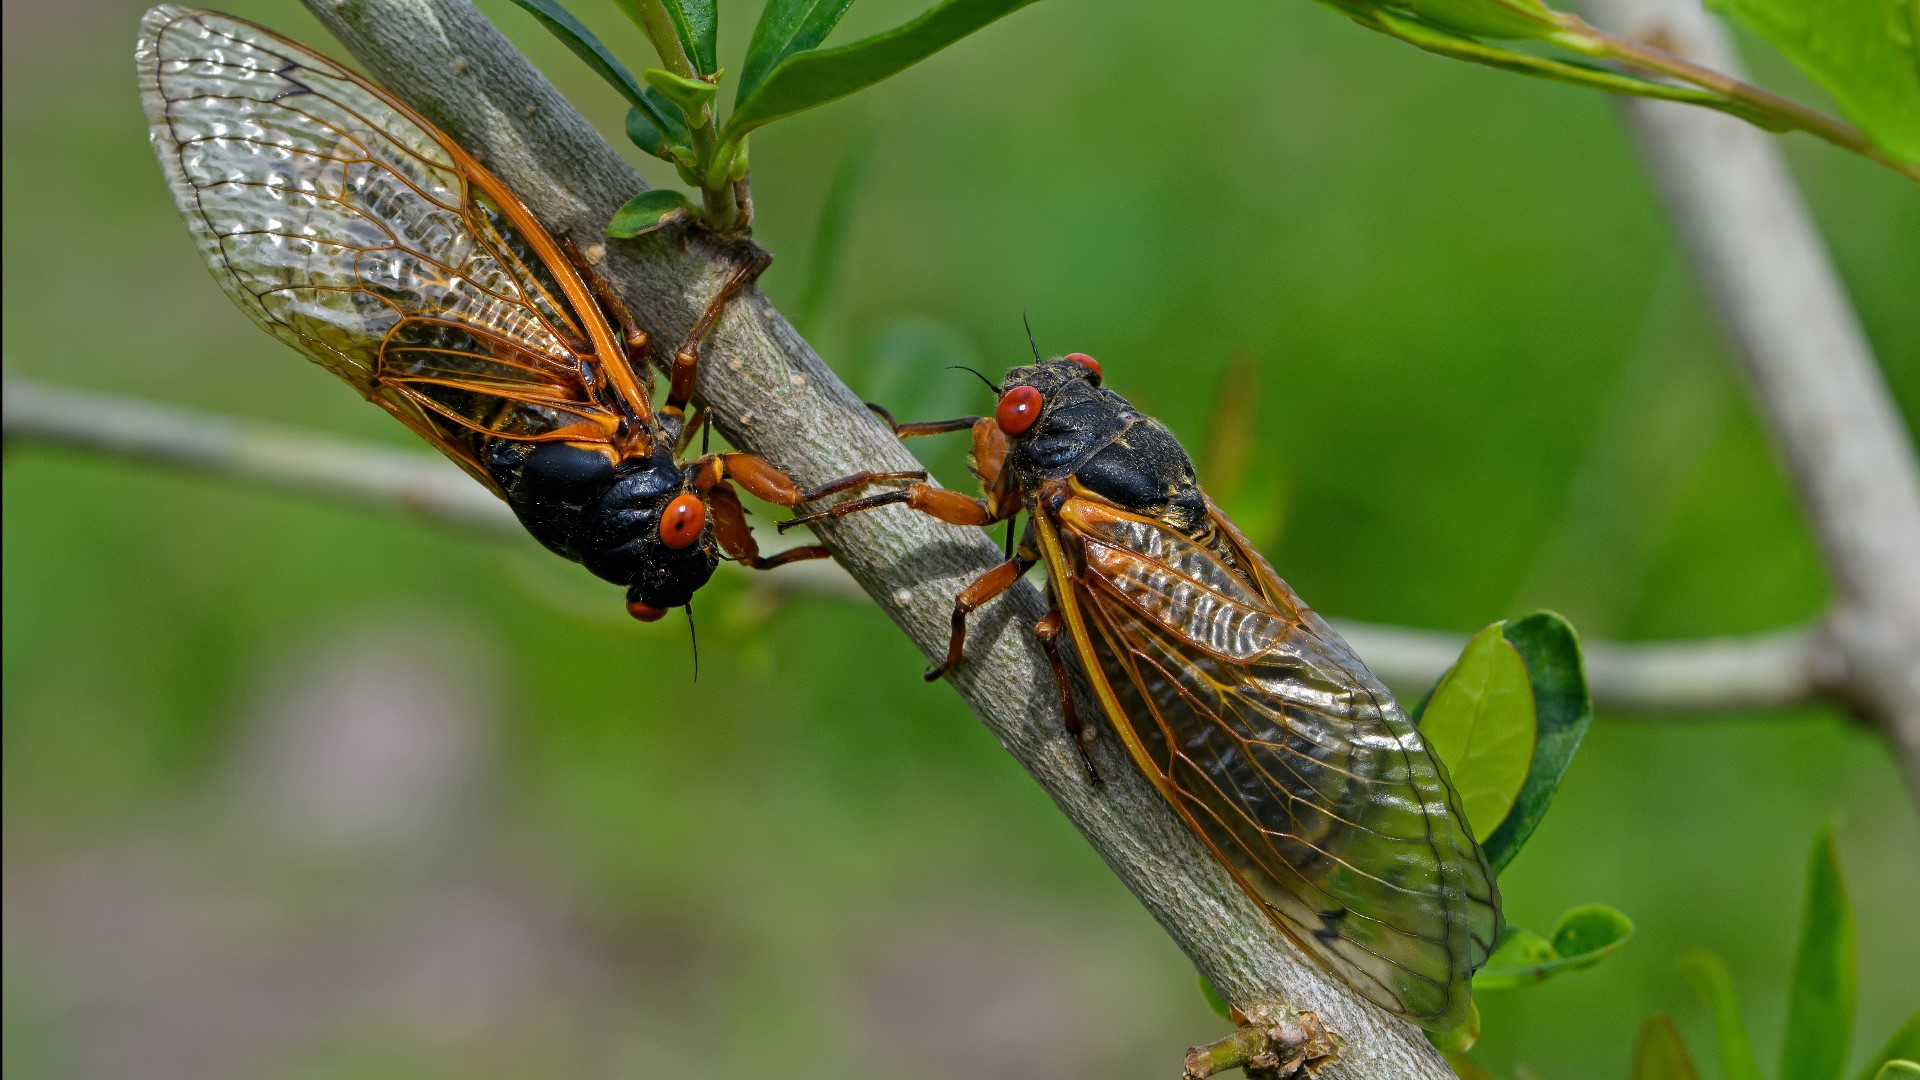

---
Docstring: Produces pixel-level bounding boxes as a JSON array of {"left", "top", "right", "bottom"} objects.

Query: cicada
[
  {"left": 786, "top": 352, "right": 1502, "bottom": 1029},
  {"left": 138, "top": 7, "right": 887, "bottom": 620}
]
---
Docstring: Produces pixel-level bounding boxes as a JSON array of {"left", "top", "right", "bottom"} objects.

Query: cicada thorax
[{"left": 995, "top": 359, "right": 1219, "bottom": 561}]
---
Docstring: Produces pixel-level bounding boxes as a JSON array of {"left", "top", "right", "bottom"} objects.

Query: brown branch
[{"left": 1578, "top": 0, "right": 1920, "bottom": 805}]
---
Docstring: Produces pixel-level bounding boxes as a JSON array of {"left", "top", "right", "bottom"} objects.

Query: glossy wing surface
[
  {"left": 136, "top": 6, "right": 631, "bottom": 486},
  {"left": 1051, "top": 497, "right": 1500, "bottom": 1029}
]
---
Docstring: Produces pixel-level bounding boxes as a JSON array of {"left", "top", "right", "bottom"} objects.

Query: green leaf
[
  {"left": 1856, "top": 1012, "right": 1920, "bottom": 1080},
  {"left": 661, "top": 0, "right": 719, "bottom": 74},
  {"left": 608, "top": 188, "right": 697, "bottom": 236},
  {"left": 1551, "top": 904, "right": 1633, "bottom": 959},
  {"left": 1327, "top": 0, "right": 1743, "bottom": 115},
  {"left": 644, "top": 67, "right": 720, "bottom": 117},
  {"left": 1634, "top": 1014, "right": 1704, "bottom": 1080},
  {"left": 725, "top": 0, "right": 1044, "bottom": 139},
  {"left": 1473, "top": 905, "right": 1633, "bottom": 988},
  {"left": 1419, "top": 622, "right": 1536, "bottom": 842},
  {"left": 1481, "top": 610, "right": 1591, "bottom": 874},
  {"left": 1706, "top": 0, "right": 1920, "bottom": 165},
  {"left": 1781, "top": 821, "right": 1856, "bottom": 1080},
  {"left": 1384, "top": 0, "right": 1566, "bottom": 40},
  {"left": 502, "top": 0, "right": 687, "bottom": 157},
  {"left": 1475, "top": 926, "right": 1556, "bottom": 986},
  {"left": 1873, "top": 1063, "right": 1920, "bottom": 1080},
  {"left": 1197, "top": 974, "right": 1232, "bottom": 1022},
  {"left": 624, "top": 104, "right": 693, "bottom": 164},
  {"left": 1679, "top": 951, "right": 1764, "bottom": 1080},
  {"left": 739, "top": 0, "right": 859, "bottom": 106}
]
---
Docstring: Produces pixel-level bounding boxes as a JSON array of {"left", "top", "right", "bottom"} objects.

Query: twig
[
  {"left": 1578, "top": 0, "right": 1920, "bottom": 805},
  {"left": 2, "top": 376, "right": 1849, "bottom": 714},
  {"left": 1334, "top": 620, "right": 1837, "bottom": 713},
  {"left": 285, "top": 2, "right": 1458, "bottom": 1074},
  {"left": 3, "top": 378, "right": 520, "bottom": 537}
]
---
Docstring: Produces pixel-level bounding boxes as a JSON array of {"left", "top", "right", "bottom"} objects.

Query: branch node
[{"left": 1183, "top": 1006, "right": 1339, "bottom": 1080}]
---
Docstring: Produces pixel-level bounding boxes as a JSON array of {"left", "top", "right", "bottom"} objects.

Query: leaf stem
[
  {"left": 1555, "top": 14, "right": 1920, "bottom": 181},
  {"left": 626, "top": 0, "right": 748, "bottom": 230}
]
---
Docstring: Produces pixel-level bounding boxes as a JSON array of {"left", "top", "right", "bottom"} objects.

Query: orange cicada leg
[
  {"left": 703, "top": 482, "right": 832, "bottom": 570},
  {"left": 667, "top": 249, "right": 773, "bottom": 417},
  {"left": 776, "top": 482, "right": 995, "bottom": 532},
  {"left": 920, "top": 552, "right": 1035, "bottom": 681},
  {"left": 690, "top": 452, "right": 928, "bottom": 570}
]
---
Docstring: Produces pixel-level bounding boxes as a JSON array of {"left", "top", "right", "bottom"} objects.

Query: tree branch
[
  {"left": 6, "top": 375, "right": 1848, "bottom": 716},
  {"left": 1578, "top": 0, "right": 1920, "bottom": 804},
  {"left": 287, "top": 1, "right": 1455, "bottom": 1073},
  {"left": 3, "top": 378, "right": 520, "bottom": 537}
]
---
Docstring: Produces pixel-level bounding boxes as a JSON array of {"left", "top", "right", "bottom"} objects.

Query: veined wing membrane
[
  {"left": 1055, "top": 500, "right": 1500, "bottom": 1029},
  {"left": 136, "top": 6, "right": 633, "bottom": 485}
]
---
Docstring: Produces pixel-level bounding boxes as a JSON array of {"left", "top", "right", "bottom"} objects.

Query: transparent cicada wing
[
  {"left": 135, "top": 6, "right": 643, "bottom": 487},
  {"left": 1046, "top": 496, "right": 1501, "bottom": 1030}
]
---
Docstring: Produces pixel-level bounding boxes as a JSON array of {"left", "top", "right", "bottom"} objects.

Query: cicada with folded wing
[
  {"left": 786, "top": 352, "right": 1502, "bottom": 1028},
  {"left": 137, "top": 7, "right": 889, "bottom": 621}
]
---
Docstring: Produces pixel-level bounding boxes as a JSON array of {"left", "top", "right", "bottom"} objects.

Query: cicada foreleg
[
  {"left": 691, "top": 452, "right": 925, "bottom": 570},
  {"left": 667, "top": 248, "right": 773, "bottom": 418},
  {"left": 702, "top": 482, "right": 831, "bottom": 570}
]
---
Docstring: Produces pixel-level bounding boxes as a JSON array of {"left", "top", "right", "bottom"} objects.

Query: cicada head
[
  {"left": 993, "top": 353, "right": 1208, "bottom": 533},
  {"left": 563, "top": 447, "right": 720, "bottom": 621},
  {"left": 991, "top": 353, "right": 1134, "bottom": 480}
]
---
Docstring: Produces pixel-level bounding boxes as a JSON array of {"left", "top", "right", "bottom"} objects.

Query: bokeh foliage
[{"left": 3, "top": 0, "right": 1918, "bottom": 1077}]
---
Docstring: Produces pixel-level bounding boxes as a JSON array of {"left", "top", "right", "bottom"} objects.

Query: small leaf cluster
[
  {"left": 1405, "top": 612, "right": 1635, "bottom": 1052},
  {"left": 504, "top": 0, "right": 1042, "bottom": 236},
  {"left": 1630, "top": 823, "right": 1919, "bottom": 1080}
]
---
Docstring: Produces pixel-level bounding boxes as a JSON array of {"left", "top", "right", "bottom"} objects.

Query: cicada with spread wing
[
  {"left": 137, "top": 7, "right": 889, "bottom": 620},
  {"left": 787, "top": 353, "right": 1502, "bottom": 1029}
]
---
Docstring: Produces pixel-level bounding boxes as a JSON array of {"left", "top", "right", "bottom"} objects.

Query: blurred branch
[
  {"left": 1337, "top": 621, "right": 1837, "bottom": 713},
  {"left": 3, "top": 378, "right": 520, "bottom": 537},
  {"left": 4, "top": 376, "right": 1851, "bottom": 716},
  {"left": 1578, "top": 0, "right": 1920, "bottom": 806}
]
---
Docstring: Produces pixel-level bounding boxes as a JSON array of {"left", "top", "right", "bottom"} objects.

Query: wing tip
[{"left": 136, "top": 5, "right": 195, "bottom": 57}]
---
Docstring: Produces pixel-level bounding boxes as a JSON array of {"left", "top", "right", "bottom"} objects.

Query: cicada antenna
[
  {"left": 1022, "top": 310, "right": 1041, "bottom": 362},
  {"left": 946, "top": 365, "right": 1000, "bottom": 393},
  {"left": 685, "top": 603, "right": 699, "bottom": 683}
]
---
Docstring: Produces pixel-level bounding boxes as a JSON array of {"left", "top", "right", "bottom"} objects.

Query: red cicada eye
[
  {"left": 996, "top": 385, "right": 1044, "bottom": 436},
  {"left": 659, "top": 492, "right": 706, "bottom": 550},
  {"left": 1063, "top": 352, "right": 1102, "bottom": 384},
  {"left": 626, "top": 600, "right": 667, "bottom": 622}
]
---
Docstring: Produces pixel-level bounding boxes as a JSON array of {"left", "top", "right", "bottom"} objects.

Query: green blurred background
[{"left": 4, "top": 0, "right": 1916, "bottom": 1076}]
